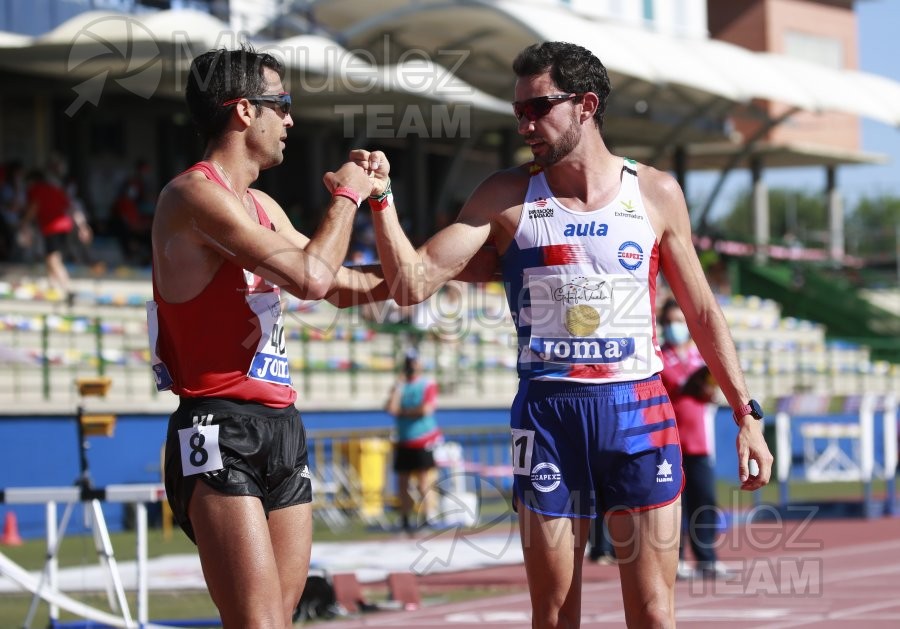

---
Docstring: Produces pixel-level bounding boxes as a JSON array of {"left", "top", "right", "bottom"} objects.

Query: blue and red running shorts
[{"left": 510, "top": 375, "right": 683, "bottom": 518}]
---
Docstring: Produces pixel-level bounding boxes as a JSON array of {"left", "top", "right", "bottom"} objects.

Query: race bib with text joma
[{"left": 525, "top": 273, "right": 638, "bottom": 364}]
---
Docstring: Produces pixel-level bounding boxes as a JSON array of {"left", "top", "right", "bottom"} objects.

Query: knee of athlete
[
  {"left": 530, "top": 603, "right": 569, "bottom": 629},
  {"left": 630, "top": 599, "right": 675, "bottom": 629},
  {"left": 283, "top": 581, "right": 306, "bottom": 619},
  {"left": 534, "top": 582, "right": 576, "bottom": 613}
]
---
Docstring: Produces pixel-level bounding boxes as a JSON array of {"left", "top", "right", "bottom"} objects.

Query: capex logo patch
[
  {"left": 530, "top": 461, "right": 562, "bottom": 493},
  {"left": 617, "top": 240, "right": 644, "bottom": 270}
]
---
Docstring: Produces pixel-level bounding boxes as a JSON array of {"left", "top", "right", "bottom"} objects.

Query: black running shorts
[
  {"left": 393, "top": 445, "right": 435, "bottom": 473},
  {"left": 163, "top": 397, "right": 312, "bottom": 543}
]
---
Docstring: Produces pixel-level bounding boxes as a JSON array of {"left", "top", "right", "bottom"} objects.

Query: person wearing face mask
[{"left": 658, "top": 298, "right": 730, "bottom": 580}]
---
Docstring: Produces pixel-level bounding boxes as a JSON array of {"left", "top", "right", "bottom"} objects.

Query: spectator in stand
[
  {"left": 61, "top": 174, "right": 103, "bottom": 273},
  {"left": 658, "top": 298, "right": 730, "bottom": 580},
  {"left": 0, "top": 160, "right": 28, "bottom": 262},
  {"left": 385, "top": 351, "right": 442, "bottom": 533},
  {"left": 111, "top": 159, "right": 154, "bottom": 264},
  {"left": 20, "top": 168, "right": 92, "bottom": 305}
]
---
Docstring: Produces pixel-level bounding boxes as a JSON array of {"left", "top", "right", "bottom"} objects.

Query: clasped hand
[{"left": 321, "top": 150, "right": 391, "bottom": 200}]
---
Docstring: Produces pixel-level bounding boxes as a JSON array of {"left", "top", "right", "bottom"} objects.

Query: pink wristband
[{"left": 332, "top": 186, "right": 361, "bottom": 208}]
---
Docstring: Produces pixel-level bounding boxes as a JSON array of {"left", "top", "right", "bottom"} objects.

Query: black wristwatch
[{"left": 733, "top": 399, "right": 764, "bottom": 425}]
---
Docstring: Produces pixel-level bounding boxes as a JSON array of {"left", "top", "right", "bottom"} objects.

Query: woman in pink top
[{"left": 658, "top": 298, "right": 730, "bottom": 580}]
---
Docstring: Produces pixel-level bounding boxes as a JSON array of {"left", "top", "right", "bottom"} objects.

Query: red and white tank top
[{"left": 147, "top": 161, "right": 296, "bottom": 408}]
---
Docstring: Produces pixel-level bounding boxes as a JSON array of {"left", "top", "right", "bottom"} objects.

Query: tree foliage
[
  {"left": 711, "top": 188, "right": 829, "bottom": 245},
  {"left": 711, "top": 188, "right": 900, "bottom": 256},
  {"left": 845, "top": 195, "right": 900, "bottom": 256}
]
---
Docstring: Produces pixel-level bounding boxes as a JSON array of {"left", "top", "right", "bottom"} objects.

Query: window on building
[{"left": 784, "top": 31, "right": 844, "bottom": 69}]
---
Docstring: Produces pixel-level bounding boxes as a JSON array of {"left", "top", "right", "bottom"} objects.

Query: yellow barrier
[
  {"left": 80, "top": 414, "right": 116, "bottom": 438},
  {"left": 343, "top": 438, "right": 392, "bottom": 519}
]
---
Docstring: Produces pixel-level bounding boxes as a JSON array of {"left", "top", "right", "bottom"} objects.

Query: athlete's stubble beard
[{"left": 534, "top": 113, "right": 581, "bottom": 167}]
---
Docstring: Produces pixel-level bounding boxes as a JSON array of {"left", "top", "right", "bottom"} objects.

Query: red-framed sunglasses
[
  {"left": 222, "top": 92, "right": 292, "bottom": 115},
  {"left": 513, "top": 93, "right": 581, "bottom": 122}
]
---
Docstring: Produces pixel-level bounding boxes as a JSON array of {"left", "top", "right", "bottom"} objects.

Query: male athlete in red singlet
[{"left": 150, "top": 47, "right": 387, "bottom": 628}]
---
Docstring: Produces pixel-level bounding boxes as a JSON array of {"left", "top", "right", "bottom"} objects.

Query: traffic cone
[{"left": 1, "top": 511, "right": 23, "bottom": 546}]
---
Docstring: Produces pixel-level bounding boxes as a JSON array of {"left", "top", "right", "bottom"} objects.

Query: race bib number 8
[{"left": 178, "top": 425, "right": 224, "bottom": 476}]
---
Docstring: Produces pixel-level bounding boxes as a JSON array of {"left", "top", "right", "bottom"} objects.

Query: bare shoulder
[
  {"left": 475, "top": 165, "right": 532, "bottom": 204},
  {"left": 461, "top": 165, "right": 531, "bottom": 224},
  {"left": 246, "top": 186, "right": 277, "bottom": 209},
  {"left": 156, "top": 170, "right": 223, "bottom": 217},
  {"left": 632, "top": 161, "right": 688, "bottom": 236},
  {"left": 152, "top": 171, "right": 230, "bottom": 301},
  {"left": 247, "top": 187, "right": 291, "bottom": 229},
  {"left": 633, "top": 162, "right": 684, "bottom": 206}
]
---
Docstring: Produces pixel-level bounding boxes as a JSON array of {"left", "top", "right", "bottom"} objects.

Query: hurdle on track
[
  {"left": 773, "top": 393, "right": 898, "bottom": 516},
  {"left": 0, "top": 483, "right": 174, "bottom": 629}
]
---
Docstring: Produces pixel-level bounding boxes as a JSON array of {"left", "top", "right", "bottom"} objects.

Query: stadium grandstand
[{"left": 1, "top": 0, "right": 898, "bottom": 413}]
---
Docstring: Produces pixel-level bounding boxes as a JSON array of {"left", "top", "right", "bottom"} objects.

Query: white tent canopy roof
[
  {"left": 0, "top": 1, "right": 895, "bottom": 166},
  {"left": 3, "top": 3, "right": 896, "bottom": 126},
  {"left": 264, "top": 35, "right": 510, "bottom": 112},
  {"left": 0, "top": 8, "right": 511, "bottom": 115},
  {"left": 311, "top": 0, "right": 900, "bottom": 127}
]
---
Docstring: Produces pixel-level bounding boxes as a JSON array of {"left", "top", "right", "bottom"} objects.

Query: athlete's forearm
[
  {"left": 299, "top": 196, "right": 359, "bottom": 300},
  {"left": 371, "top": 203, "right": 436, "bottom": 305},
  {"left": 325, "top": 264, "right": 390, "bottom": 308},
  {"left": 685, "top": 303, "right": 749, "bottom": 412}
]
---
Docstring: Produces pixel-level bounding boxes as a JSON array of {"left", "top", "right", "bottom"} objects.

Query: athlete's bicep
[
  {"left": 418, "top": 220, "right": 492, "bottom": 284},
  {"left": 650, "top": 173, "right": 725, "bottom": 330},
  {"left": 456, "top": 245, "right": 501, "bottom": 282},
  {"left": 419, "top": 170, "right": 522, "bottom": 283}
]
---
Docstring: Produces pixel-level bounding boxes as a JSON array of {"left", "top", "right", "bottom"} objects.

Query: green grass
[
  {"left": 1, "top": 527, "right": 197, "bottom": 571},
  {"left": 716, "top": 478, "right": 891, "bottom": 510},
  {"left": 0, "top": 513, "right": 514, "bottom": 627},
  {"left": 0, "top": 528, "right": 218, "bottom": 627},
  {"left": 0, "top": 590, "right": 219, "bottom": 628}
]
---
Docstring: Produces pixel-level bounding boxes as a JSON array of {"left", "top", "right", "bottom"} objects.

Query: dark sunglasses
[
  {"left": 513, "top": 93, "right": 581, "bottom": 122},
  {"left": 222, "top": 92, "right": 292, "bottom": 115}
]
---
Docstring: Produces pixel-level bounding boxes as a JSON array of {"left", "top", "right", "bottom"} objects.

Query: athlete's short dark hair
[
  {"left": 186, "top": 46, "right": 286, "bottom": 145},
  {"left": 512, "top": 41, "right": 611, "bottom": 130}
]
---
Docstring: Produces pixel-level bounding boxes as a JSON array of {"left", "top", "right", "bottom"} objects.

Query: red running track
[{"left": 321, "top": 514, "right": 900, "bottom": 628}]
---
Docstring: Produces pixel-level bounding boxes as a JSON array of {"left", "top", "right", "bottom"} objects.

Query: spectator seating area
[
  {"left": 723, "top": 293, "right": 899, "bottom": 400},
  {"left": 0, "top": 268, "right": 897, "bottom": 412}
]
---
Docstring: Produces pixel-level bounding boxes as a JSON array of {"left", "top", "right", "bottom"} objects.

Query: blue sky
[
  {"left": 687, "top": 0, "right": 900, "bottom": 219},
  {"left": 843, "top": 0, "right": 900, "bottom": 200}
]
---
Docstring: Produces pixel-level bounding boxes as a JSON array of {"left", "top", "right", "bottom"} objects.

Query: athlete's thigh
[
  {"left": 269, "top": 502, "right": 313, "bottom": 620},
  {"left": 189, "top": 481, "right": 283, "bottom": 626},
  {"left": 608, "top": 501, "right": 680, "bottom": 623},
  {"left": 518, "top": 507, "right": 590, "bottom": 620}
]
